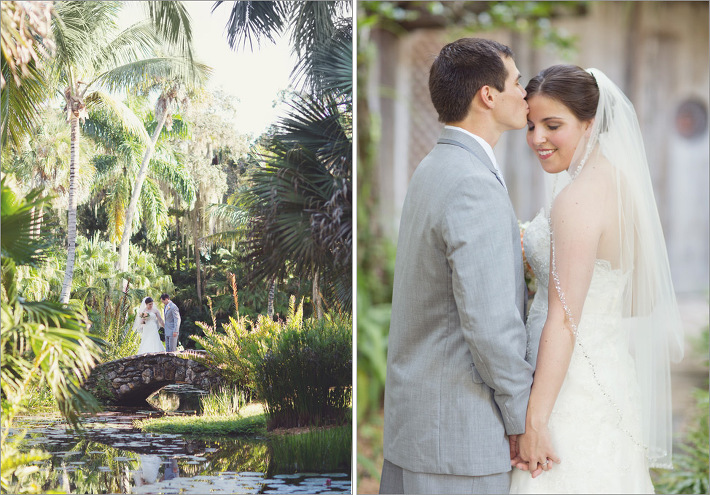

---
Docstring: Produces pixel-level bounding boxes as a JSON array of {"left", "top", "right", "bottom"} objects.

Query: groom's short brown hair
[{"left": 429, "top": 38, "right": 513, "bottom": 123}]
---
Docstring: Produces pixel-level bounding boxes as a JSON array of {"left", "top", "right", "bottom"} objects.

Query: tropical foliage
[
  {"left": 2, "top": 4, "right": 353, "bottom": 488},
  {"left": 212, "top": 0, "right": 353, "bottom": 314},
  {"left": 1, "top": 181, "right": 103, "bottom": 429},
  {"left": 255, "top": 312, "right": 352, "bottom": 429},
  {"left": 240, "top": 93, "right": 352, "bottom": 313},
  {"left": 651, "top": 325, "right": 709, "bottom": 494},
  {"left": 191, "top": 296, "right": 352, "bottom": 430},
  {"left": 0, "top": 1, "right": 54, "bottom": 150},
  {"left": 0, "top": 180, "right": 104, "bottom": 493}
]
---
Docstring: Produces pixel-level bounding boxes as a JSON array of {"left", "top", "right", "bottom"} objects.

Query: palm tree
[
  {"left": 83, "top": 96, "right": 196, "bottom": 245},
  {"left": 242, "top": 91, "right": 352, "bottom": 313},
  {"left": 47, "top": 1, "right": 209, "bottom": 303},
  {"left": 115, "top": 83, "right": 206, "bottom": 272}
]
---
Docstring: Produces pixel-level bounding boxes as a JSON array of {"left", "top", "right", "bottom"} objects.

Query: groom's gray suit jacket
[
  {"left": 383, "top": 127, "right": 534, "bottom": 477},
  {"left": 163, "top": 301, "right": 181, "bottom": 350}
]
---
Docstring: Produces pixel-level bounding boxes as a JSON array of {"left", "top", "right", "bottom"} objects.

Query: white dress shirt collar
[{"left": 444, "top": 125, "right": 507, "bottom": 190}]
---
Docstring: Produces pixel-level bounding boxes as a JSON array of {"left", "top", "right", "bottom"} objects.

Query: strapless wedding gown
[
  {"left": 510, "top": 210, "right": 654, "bottom": 494},
  {"left": 137, "top": 312, "right": 165, "bottom": 354}
]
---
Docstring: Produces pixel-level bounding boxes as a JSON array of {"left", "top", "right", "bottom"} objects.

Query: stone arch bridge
[{"left": 82, "top": 352, "right": 225, "bottom": 407}]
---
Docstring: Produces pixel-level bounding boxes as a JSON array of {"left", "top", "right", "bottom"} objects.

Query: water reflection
[
  {"left": 8, "top": 411, "right": 351, "bottom": 494},
  {"left": 146, "top": 384, "right": 208, "bottom": 413}
]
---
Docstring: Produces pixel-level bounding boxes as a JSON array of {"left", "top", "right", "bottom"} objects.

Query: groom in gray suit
[
  {"left": 161, "top": 293, "right": 181, "bottom": 352},
  {"left": 380, "top": 38, "right": 534, "bottom": 494}
]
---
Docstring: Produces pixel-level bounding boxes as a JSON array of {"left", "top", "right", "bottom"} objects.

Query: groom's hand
[
  {"left": 508, "top": 434, "right": 519, "bottom": 461},
  {"left": 509, "top": 434, "right": 532, "bottom": 472}
]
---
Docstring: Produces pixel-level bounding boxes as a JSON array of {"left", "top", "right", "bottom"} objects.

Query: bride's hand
[{"left": 517, "top": 424, "right": 560, "bottom": 478}]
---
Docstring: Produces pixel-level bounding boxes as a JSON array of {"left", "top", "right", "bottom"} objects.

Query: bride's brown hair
[{"left": 525, "top": 65, "right": 599, "bottom": 123}]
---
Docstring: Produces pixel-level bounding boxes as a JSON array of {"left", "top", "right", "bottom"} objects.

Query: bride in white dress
[
  {"left": 133, "top": 297, "right": 165, "bottom": 354},
  {"left": 510, "top": 66, "right": 684, "bottom": 493}
]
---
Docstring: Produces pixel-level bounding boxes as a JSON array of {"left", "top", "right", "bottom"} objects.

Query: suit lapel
[{"left": 437, "top": 128, "right": 505, "bottom": 189}]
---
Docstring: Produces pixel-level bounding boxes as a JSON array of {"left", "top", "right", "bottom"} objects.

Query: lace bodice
[
  {"left": 523, "top": 209, "right": 629, "bottom": 320},
  {"left": 523, "top": 209, "right": 551, "bottom": 289}
]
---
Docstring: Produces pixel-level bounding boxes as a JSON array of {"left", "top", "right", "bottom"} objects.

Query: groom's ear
[{"left": 477, "top": 85, "right": 496, "bottom": 110}]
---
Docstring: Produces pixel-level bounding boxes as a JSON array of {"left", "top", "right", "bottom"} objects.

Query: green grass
[
  {"left": 201, "top": 386, "right": 244, "bottom": 416},
  {"left": 135, "top": 403, "right": 267, "bottom": 436},
  {"left": 269, "top": 425, "right": 351, "bottom": 473}
]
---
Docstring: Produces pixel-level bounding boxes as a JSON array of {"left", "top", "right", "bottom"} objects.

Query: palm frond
[
  {"left": 310, "top": 23, "right": 352, "bottom": 98},
  {"left": 289, "top": 1, "right": 338, "bottom": 89},
  {"left": 214, "top": 0, "right": 288, "bottom": 51},
  {"left": 90, "top": 21, "right": 159, "bottom": 78},
  {"left": 276, "top": 92, "right": 352, "bottom": 178},
  {"left": 0, "top": 181, "right": 49, "bottom": 267},
  {"left": 90, "top": 155, "right": 119, "bottom": 182},
  {"left": 146, "top": 114, "right": 190, "bottom": 139},
  {"left": 207, "top": 202, "right": 250, "bottom": 226},
  {"left": 95, "top": 56, "right": 211, "bottom": 93},
  {"left": 106, "top": 176, "right": 132, "bottom": 243},
  {"left": 52, "top": 1, "right": 122, "bottom": 74},
  {"left": 200, "top": 229, "right": 247, "bottom": 247},
  {"left": 85, "top": 91, "right": 151, "bottom": 145},
  {"left": 1, "top": 59, "right": 50, "bottom": 150},
  {"left": 145, "top": 1, "right": 196, "bottom": 65},
  {"left": 240, "top": 88, "right": 352, "bottom": 309},
  {"left": 139, "top": 177, "right": 169, "bottom": 243},
  {"left": 149, "top": 152, "right": 196, "bottom": 205}
]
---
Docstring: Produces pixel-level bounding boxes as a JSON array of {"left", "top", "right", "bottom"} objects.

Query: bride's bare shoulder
[{"left": 551, "top": 168, "right": 610, "bottom": 229}]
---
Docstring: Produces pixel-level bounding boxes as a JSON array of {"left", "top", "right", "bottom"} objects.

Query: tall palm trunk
[
  {"left": 194, "top": 206, "right": 202, "bottom": 304},
  {"left": 29, "top": 206, "right": 43, "bottom": 239},
  {"left": 267, "top": 278, "right": 276, "bottom": 318},
  {"left": 175, "top": 208, "right": 181, "bottom": 272},
  {"left": 312, "top": 269, "right": 323, "bottom": 320},
  {"left": 195, "top": 242, "right": 202, "bottom": 303},
  {"left": 59, "top": 114, "right": 80, "bottom": 303},
  {"left": 116, "top": 107, "right": 170, "bottom": 271}
]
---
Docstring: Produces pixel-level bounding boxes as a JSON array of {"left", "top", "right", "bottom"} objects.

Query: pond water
[{"left": 7, "top": 406, "right": 351, "bottom": 494}]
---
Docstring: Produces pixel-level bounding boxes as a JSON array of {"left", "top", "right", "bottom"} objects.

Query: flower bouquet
[
  {"left": 518, "top": 220, "right": 537, "bottom": 297},
  {"left": 140, "top": 311, "right": 149, "bottom": 324}
]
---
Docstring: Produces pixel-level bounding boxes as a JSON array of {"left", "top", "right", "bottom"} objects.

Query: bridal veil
[{"left": 547, "top": 68, "right": 684, "bottom": 469}]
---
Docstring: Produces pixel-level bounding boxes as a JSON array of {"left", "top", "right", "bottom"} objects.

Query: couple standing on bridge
[{"left": 132, "top": 294, "right": 182, "bottom": 354}]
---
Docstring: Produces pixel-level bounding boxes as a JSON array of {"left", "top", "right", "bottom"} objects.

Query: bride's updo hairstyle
[
  {"left": 145, "top": 297, "right": 153, "bottom": 304},
  {"left": 525, "top": 65, "right": 599, "bottom": 125}
]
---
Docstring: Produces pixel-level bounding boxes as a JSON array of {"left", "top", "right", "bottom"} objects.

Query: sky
[{"left": 120, "top": 1, "right": 296, "bottom": 137}]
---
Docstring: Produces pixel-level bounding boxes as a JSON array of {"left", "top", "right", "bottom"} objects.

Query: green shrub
[
  {"left": 191, "top": 296, "right": 304, "bottom": 398},
  {"left": 255, "top": 314, "right": 352, "bottom": 429},
  {"left": 192, "top": 314, "right": 278, "bottom": 398}
]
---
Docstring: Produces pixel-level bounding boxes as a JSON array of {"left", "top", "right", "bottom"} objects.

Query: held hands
[{"left": 510, "top": 424, "right": 561, "bottom": 478}]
